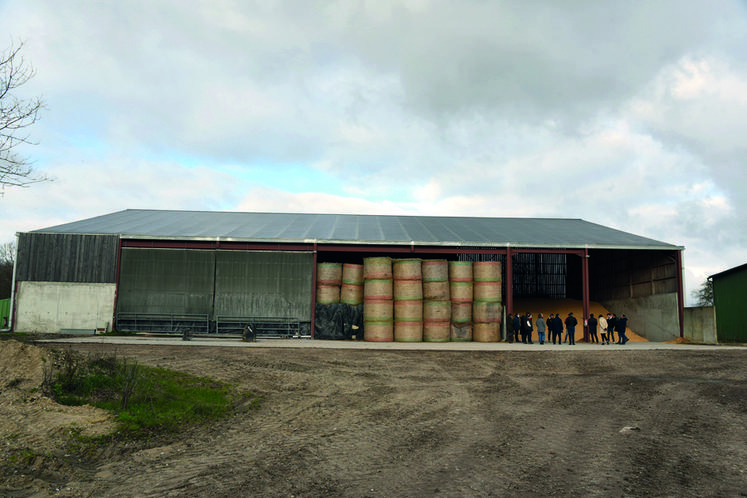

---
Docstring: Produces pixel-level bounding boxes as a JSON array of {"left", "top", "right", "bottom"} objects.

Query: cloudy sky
[{"left": 1, "top": 0, "right": 745, "bottom": 304}]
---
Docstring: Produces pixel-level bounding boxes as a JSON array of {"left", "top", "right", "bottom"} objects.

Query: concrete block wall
[
  {"left": 14, "top": 281, "right": 116, "bottom": 333},
  {"left": 601, "top": 293, "right": 680, "bottom": 342},
  {"left": 683, "top": 306, "right": 718, "bottom": 344}
]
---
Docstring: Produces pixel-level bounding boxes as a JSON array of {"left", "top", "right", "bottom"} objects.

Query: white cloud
[
  {"left": 0, "top": 156, "right": 248, "bottom": 242},
  {"left": 235, "top": 187, "right": 414, "bottom": 217},
  {"left": 0, "top": 0, "right": 745, "bottom": 305}
]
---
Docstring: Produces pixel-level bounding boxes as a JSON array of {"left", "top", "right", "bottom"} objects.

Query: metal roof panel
[{"left": 30, "top": 209, "right": 682, "bottom": 250}]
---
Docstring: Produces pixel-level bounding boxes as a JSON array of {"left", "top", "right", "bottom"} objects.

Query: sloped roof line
[
  {"left": 709, "top": 262, "right": 747, "bottom": 280},
  {"left": 30, "top": 209, "right": 683, "bottom": 250}
]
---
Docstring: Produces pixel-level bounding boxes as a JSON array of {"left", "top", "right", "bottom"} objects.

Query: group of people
[{"left": 507, "top": 311, "right": 629, "bottom": 345}]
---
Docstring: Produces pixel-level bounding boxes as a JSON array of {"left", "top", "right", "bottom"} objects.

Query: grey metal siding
[
  {"left": 116, "top": 248, "right": 313, "bottom": 321},
  {"left": 214, "top": 251, "right": 313, "bottom": 320},
  {"left": 15, "top": 233, "right": 118, "bottom": 283},
  {"left": 117, "top": 248, "right": 215, "bottom": 315}
]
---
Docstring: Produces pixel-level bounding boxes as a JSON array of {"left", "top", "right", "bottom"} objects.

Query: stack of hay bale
[
  {"left": 362, "top": 257, "right": 394, "bottom": 341},
  {"left": 340, "top": 263, "right": 364, "bottom": 305},
  {"left": 392, "top": 259, "right": 423, "bottom": 342},
  {"left": 422, "top": 260, "right": 451, "bottom": 342},
  {"left": 324, "top": 258, "right": 502, "bottom": 343},
  {"left": 316, "top": 262, "right": 342, "bottom": 304},
  {"left": 449, "top": 261, "right": 473, "bottom": 341},
  {"left": 472, "top": 261, "right": 502, "bottom": 342}
]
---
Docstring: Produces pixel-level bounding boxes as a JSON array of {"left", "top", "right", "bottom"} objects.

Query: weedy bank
[{"left": 41, "top": 346, "right": 259, "bottom": 443}]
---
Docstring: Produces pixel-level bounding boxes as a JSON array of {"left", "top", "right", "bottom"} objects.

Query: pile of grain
[{"left": 513, "top": 297, "right": 647, "bottom": 342}]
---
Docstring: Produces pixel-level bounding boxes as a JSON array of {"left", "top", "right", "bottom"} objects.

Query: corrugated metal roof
[{"left": 31, "top": 209, "right": 682, "bottom": 250}]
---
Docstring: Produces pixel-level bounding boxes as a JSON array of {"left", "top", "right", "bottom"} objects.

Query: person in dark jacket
[
  {"left": 552, "top": 313, "right": 563, "bottom": 344},
  {"left": 526, "top": 313, "right": 534, "bottom": 344},
  {"left": 507, "top": 313, "right": 514, "bottom": 343},
  {"left": 617, "top": 314, "right": 629, "bottom": 344},
  {"left": 588, "top": 314, "right": 598, "bottom": 343},
  {"left": 512, "top": 314, "right": 521, "bottom": 344},
  {"left": 607, "top": 313, "right": 617, "bottom": 344},
  {"left": 565, "top": 312, "right": 578, "bottom": 345}
]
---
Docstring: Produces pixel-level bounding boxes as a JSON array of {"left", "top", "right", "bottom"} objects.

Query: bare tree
[
  {"left": 1, "top": 41, "right": 45, "bottom": 190},
  {"left": 0, "top": 240, "right": 14, "bottom": 264},
  {"left": 691, "top": 278, "right": 714, "bottom": 307}
]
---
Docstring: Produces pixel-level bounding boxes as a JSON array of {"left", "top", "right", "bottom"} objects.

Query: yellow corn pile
[{"left": 513, "top": 298, "right": 647, "bottom": 342}]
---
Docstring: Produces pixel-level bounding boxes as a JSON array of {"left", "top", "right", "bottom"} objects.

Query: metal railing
[
  {"left": 216, "top": 316, "right": 303, "bottom": 338},
  {"left": 115, "top": 313, "right": 210, "bottom": 335},
  {"left": 115, "top": 312, "right": 307, "bottom": 338}
]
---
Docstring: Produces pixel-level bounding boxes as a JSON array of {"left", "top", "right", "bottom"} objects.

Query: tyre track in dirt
[
  {"left": 94, "top": 348, "right": 371, "bottom": 497},
  {"left": 62, "top": 348, "right": 506, "bottom": 497},
  {"left": 27, "top": 343, "right": 747, "bottom": 498}
]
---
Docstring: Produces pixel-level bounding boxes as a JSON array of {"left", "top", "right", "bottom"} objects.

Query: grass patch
[
  {"left": 0, "top": 332, "right": 34, "bottom": 342},
  {"left": 7, "top": 448, "right": 38, "bottom": 466},
  {"left": 42, "top": 348, "right": 250, "bottom": 439}
]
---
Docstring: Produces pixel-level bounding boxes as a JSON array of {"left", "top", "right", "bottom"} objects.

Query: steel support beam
[
  {"left": 506, "top": 246, "right": 513, "bottom": 316},
  {"left": 582, "top": 248, "right": 590, "bottom": 342},
  {"left": 310, "top": 243, "right": 318, "bottom": 340}
]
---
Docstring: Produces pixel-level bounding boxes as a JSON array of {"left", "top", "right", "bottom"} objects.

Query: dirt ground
[{"left": 1, "top": 339, "right": 746, "bottom": 498}]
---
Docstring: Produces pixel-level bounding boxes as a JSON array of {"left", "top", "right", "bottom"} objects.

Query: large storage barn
[{"left": 11, "top": 210, "right": 685, "bottom": 341}]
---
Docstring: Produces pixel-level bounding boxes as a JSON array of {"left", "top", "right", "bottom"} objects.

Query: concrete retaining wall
[
  {"left": 683, "top": 306, "right": 717, "bottom": 344},
  {"left": 601, "top": 293, "right": 679, "bottom": 342},
  {"left": 14, "top": 281, "right": 116, "bottom": 333}
]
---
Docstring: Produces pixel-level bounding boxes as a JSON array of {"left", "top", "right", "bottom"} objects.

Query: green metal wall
[
  {"left": 0, "top": 298, "right": 9, "bottom": 327},
  {"left": 713, "top": 268, "right": 747, "bottom": 343},
  {"left": 117, "top": 248, "right": 313, "bottom": 320}
]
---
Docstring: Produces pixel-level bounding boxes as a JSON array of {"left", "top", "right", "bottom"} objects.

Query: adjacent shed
[
  {"left": 710, "top": 263, "right": 747, "bottom": 343},
  {"left": 10, "top": 209, "right": 685, "bottom": 341}
]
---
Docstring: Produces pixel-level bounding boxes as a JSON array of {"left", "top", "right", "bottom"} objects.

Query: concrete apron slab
[{"left": 36, "top": 336, "right": 745, "bottom": 351}]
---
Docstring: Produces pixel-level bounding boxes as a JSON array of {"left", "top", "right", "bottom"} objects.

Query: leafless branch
[{"left": 0, "top": 41, "right": 46, "bottom": 190}]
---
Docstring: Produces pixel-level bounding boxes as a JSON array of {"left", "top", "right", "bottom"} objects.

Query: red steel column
[
  {"left": 506, "top": 246, "right": 513, "bottom": 316},
  {"left": 310, "top": 243, "right": 318, "bottom": 339},
  {"left": 582, "top": 248, "right": 590, "bottom": 342}
]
